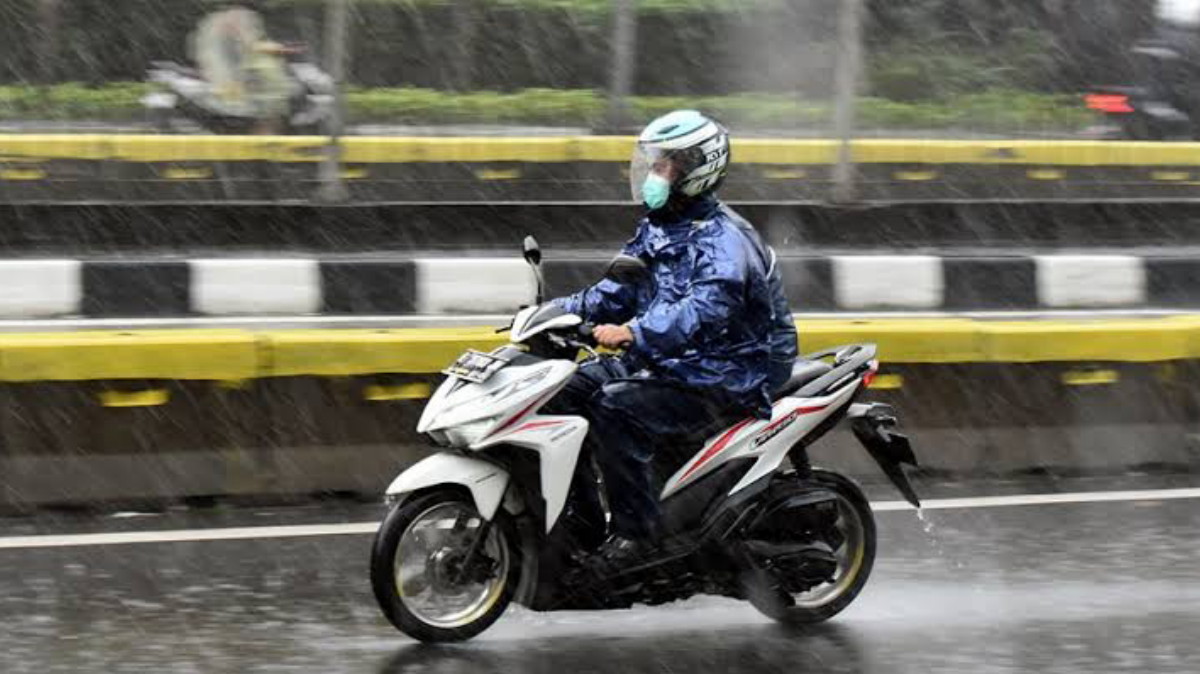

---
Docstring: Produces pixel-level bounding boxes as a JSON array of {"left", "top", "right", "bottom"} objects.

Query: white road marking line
[
  {"left": 0, "top": 522, "right": 379, "bottom": 550},
  {"left": 870, "top": 487, "right": 1200, "bottom": 512},
  {"left": 1, "top": 487, "right": 1198, "bottom": 550}
]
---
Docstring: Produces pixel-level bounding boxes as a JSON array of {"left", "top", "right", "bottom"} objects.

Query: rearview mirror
[
  {"left": 523, "top": 236, "right": 542, "bottom": 267},
  {"left": 604, "top": 254, "right": 649, "bottom": 284}
]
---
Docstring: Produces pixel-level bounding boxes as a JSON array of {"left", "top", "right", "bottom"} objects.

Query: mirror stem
[{"left": 532, "top": 263, "right": 545, "bottom": 305}]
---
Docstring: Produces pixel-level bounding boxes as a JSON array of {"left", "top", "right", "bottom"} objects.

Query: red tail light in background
[
  {"left": 862, "top": 359, "right": 880, "bottom": 388},
  {"left": 1085, "top": 93, "right": 1134, "bottom": 114}
]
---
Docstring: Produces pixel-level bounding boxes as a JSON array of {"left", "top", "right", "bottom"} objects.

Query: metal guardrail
[
  {"left": 7, "top": 137, "right": 1200, "bottom": 202},
  {"left": 9, "top": 135, "right": 1200, "bottom": 164}
]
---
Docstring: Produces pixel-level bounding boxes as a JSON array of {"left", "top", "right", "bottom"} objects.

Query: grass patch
[{"left": 0, "top": 83, "right": 1092, "bottom": 132}]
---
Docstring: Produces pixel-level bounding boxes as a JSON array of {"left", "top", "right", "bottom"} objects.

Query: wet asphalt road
[{"left": 1, "top": 476, "right": 1199, "bottom": 674}]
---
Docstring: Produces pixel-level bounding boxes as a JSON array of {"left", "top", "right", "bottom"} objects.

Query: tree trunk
[
  {"left": 35, "top": 0, "right": 62, "bottom": 84},
  {"left": 604, "top": 0, "right": 637, "bottom": 132}
]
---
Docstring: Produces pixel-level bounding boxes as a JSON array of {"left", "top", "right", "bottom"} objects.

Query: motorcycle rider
[
  {"left": 1152, "top": 0, "right": 1200, "bottom": 132},
  {"left": 546, "top": 110, "right": 798, "bottom": 572},
  {"left": 191, "top": 3, "right": 300, "bottom": 133}
]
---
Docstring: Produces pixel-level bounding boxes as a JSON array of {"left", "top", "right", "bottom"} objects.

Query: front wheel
[
  {"left": 745, "top": 469, "right": 876, "bottom": 625},
  {"left": 370, "top": 489, "right": 521, "bottom": 642}
]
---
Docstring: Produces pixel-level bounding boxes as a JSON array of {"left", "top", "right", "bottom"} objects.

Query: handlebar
[
  {"left": 566, "top": 322, "right": 598, "bottom": 351},
  {"left": 573, "top": 322, "right": 634, "bottom": 350}
]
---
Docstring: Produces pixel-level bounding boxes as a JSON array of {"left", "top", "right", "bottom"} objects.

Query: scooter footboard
[{"left": 385, "top": 453, "right": 512, "bottom": 520}]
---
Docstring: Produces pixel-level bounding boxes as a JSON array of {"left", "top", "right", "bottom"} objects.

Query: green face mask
[{"left": 641, "top": 173, "right": 671, "bottom": 210}]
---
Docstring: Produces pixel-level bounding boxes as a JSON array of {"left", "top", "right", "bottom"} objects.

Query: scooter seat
[{"left": 772, "top": 360, "right": 833, "bottom": 399}]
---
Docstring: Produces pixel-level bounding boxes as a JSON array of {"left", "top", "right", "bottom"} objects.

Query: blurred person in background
[
  {"left": 245, "top": 36, "right": 303, "bottom": 134},
  {"left": 192, "top": 2, "right": 301, "bottom": 134},
  {"left": 546, "top": 110, "right": 798, "bottom": 573}
]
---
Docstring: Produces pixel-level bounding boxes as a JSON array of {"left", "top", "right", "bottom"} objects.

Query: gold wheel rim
[{"left": 394, "top": 502, "right": 510, "bottom": 629}]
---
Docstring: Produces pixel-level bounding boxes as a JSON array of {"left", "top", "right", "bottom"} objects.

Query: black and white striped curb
[{"left": 0, "top": 254, "right": 1197, "bottom": 318}]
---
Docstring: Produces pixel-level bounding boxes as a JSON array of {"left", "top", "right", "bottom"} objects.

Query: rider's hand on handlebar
[{"left": 593, "top": 324, "right": 634, "bottom": 349}]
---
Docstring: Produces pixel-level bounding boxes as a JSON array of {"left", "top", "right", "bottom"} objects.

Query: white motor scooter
[{"left": 370, "top": 237, "right": 920, "bottom": 642}]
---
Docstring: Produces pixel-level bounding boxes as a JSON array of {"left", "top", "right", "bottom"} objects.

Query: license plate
[{"left": 443, "top": 350, "right": 509, "bottom": 383}]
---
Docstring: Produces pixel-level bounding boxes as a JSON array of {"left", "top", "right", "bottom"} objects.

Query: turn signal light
[{"left": 1085, "top": 93, "right": 1134, "bottom": 114}]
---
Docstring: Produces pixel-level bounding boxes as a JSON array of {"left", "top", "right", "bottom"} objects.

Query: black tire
[
  {"left": 745, "top": 469, "right": 877, "bottom": 625},
  {"left": 370, "top": 489, "right": 521, "bottom": 643}
]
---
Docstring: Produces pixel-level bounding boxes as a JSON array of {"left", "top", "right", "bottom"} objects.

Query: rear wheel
[
  {"left": 745, "top": 469, "right": 876, "bottom": 625},
  {"left": 370, "top": 489, "right": 520, "bottom": 643}
]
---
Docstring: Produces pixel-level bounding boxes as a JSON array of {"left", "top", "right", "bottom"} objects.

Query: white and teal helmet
[{"left": 630, "top": 110, "right": 731, "bottom": 207}]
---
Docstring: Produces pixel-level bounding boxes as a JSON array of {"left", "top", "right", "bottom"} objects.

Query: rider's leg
[{"left": 587, "top": 379, "right": 748, "bottom": 543}]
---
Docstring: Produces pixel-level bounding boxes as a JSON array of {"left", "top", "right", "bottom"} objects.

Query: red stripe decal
[
  {"left": 491, "top": 391, "right": 556, "bottom": 436},
  {"left": 680, "top": 417, "right": 756, "bottom": 481},
  {"left": 513, "top": 420, "right": 567, "bottom": 433},
  {"left": 679, "top": 404, "right": 829, "bottom": 482}
]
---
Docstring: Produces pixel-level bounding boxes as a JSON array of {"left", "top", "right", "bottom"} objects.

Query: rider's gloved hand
[{"left": 593, "top": 324, "right": 634, "bottom": 349}]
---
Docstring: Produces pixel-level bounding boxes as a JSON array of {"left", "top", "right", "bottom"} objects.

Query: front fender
[{"left": 385, "top": 453, "right": 511, "bottom": 521}]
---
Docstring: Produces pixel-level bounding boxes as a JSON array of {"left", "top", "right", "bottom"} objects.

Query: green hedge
[
  {"left": 260, "top": 0, "right": 785, "bottom": 10},
  {"left": 0, "top": 84, "right": 1092, "bottom": 132},
  {"left": 0, "top": 83, "right": 153, "bottom": 121}
]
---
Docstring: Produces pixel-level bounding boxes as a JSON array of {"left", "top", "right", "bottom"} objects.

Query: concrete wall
[{"left": 0, "top": 360, "right": 1196, "bottom": 511}]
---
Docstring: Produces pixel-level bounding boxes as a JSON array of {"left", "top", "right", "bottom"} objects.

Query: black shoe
[{"left": 587, "top": 534, "right": 647, "bottom": 577}]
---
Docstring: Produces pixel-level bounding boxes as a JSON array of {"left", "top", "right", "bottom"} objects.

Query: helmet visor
[{"left": 628, "top": 144, "right": 679, "bottom": 203}]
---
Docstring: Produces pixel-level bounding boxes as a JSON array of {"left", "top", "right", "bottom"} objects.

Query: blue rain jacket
[{"left": 555, "top": 197, "right": 797, "bottom": 418}]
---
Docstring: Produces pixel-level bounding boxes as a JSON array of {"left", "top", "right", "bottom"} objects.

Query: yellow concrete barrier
[
  {"left": 2, "top": 317, "right": 1198, "bottom": 507},
  {"left": 264, "top": 327, "right": 507, "bottom": 377},
  {"left": 0, "top": 317, "right": 1196, "bottom": 383},
  {"left": 97, "top": 388, "right": 171, "bottom": 407},
  {"left": 8, "top": 135, "right": 1200, "bottom": 167},
  {"left": 799, "top": 318, "right": 986, "bottom": 363},
  {"left": 362, "top": 382, "right": 434, "bottom": 401},
  {"left": 981, "top": 316, "right": 1200, "bottom": 363},
  {"left": 0, "top": 330, "right": 259, "bottom": 381}
]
